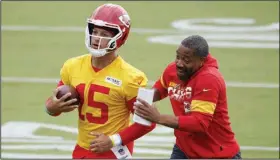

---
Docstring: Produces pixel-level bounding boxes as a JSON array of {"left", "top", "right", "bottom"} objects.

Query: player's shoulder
[
  {"left": 119, "top": 57, "right": 146, "bottom": 77},
  {"left": 119, "top": 57, "right": 147, "bottom": 84},
  {"left": 63, "top": 54, "right": 91, "bottom": 68}
]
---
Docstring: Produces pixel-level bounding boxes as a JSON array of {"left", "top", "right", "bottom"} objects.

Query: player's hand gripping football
[
  {"left": 46, "top": 88, "right": 79, "bottom": 115},
  {"left": 134, "top": 98, "right": 161, "bottom": 123},
  {"left": 89, "top": 132, "right": 113, "bottom": 153}
]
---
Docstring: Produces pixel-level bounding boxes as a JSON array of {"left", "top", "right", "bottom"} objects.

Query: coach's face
[{"left": 175, "top": 45, "right": 203, "bottom": 81}]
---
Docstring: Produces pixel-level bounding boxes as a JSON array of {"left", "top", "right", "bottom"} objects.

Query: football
[{"left": 56, "top": 85, "right": 80, "bottom": 105}]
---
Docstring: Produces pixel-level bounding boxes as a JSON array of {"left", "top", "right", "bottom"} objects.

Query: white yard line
[
  {"left": 1, "top": 153, "right": 72, "bottom": 159},
  {"left": 1, "top": 122, "right": 278, "bottom": 159},
  {"left": 1, "top": 76, "right": 279, "bottom": 89},
  {"left": 2, "top": 138, "right": 279, "bottom": 151},
  {"left": 1, "top": 25, "right": 179, "bottom": 34},
  {"left": 3, "top": 25, "right": 279, "bottom": 36},
  {"left": 2, "top": 25, "right": 278, "bottom": 35}
]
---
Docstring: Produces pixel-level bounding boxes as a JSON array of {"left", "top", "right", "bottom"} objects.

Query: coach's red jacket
[{"left": 153, "top": 54, "right": 240, "bottom": 158}]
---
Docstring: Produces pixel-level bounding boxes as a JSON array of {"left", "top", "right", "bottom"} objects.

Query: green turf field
[{"left": 2, "top": 1, "right": 279, "bottom": 159}]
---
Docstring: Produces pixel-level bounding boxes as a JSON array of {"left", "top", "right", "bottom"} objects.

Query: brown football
[{"left": 56, "top": 85, "right": 80, "bottom": 105}]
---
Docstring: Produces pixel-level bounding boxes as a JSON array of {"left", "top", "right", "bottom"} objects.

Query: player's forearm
[
  {"left": 158, "top": 112, "right": 212, "bottom": 133},
  {"left": 157, "top": 114, "right": 179, "bottom": 129},
  {"left": 45, "top": 80, "right": 64, "bottom": 117},
  {"left": 118, "top": 122, "right": 156, "bottom": 145},
  {"left": 177, "top": 112, "right": 212, "bottom": 133}
]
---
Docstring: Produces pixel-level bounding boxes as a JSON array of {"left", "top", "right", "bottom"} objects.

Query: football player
[{"left": 45, "top": 3, "right": 156, "bottom": 159}]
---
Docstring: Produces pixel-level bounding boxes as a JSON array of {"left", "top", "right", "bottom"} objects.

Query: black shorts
[{"left": 170, "top": 144, "right": 242, "bottom": 159}]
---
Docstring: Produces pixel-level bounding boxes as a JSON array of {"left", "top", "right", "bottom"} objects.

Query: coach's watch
[{"left": 109, "top": 134, "right": 122, "bottom": 146}]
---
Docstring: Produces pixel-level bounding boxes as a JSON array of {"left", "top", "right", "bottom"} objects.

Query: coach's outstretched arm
[
  {"left": 135, "top": 74, "right": 220, "bottom": 133},
  {"left": 117, "top": 103, "right": 156, "bottom": 145}
]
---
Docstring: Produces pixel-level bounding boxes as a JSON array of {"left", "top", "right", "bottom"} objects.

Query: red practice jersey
[{"left": 153, "top": 54, "right": 240, "bottom": 158}]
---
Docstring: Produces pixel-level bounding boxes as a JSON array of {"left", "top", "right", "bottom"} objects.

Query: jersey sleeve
[
  {"left": 152, "top": 67, "right": 169, "bottom": 100},
  {"left": 60, "top": 59, "right": 72, "bottom": 85},
  {"left": 178, "top": 74, "right": 221, "bottom": 132},
  {"left": 190, "top": 74, "right": 220, "bottom": 115}
]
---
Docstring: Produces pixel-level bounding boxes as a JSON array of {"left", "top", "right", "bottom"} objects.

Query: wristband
[{"left": 109, "top": 134, "right": 122, "bottom": 146}]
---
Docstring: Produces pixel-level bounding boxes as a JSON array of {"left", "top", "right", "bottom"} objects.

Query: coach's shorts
[{"left": 170, "top": 144, "right": 242, "bottom": 159}]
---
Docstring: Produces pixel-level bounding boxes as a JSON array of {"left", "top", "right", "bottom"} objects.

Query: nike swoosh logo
[{"left": 138, "top": 78, "right": 144, "bottom": 85}]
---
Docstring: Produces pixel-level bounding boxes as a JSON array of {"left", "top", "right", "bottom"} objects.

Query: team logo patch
[
  {"left": 184, "top": 101, "right": 191, "bottom": 113},
  {"left": 119, "top": 14, "right": 131, "bottom": 28},
  {"left": 118, "top": 148, "right": 125, "bottom": 155},
  {"left": 168, "top": 85, "right": 192, "bottom": 102},
  {"left": 168, "top": 81, "right": 177, "bottom": 87},
  {"left": 105, "top": 76, "right": 122, "bottom": 86}
]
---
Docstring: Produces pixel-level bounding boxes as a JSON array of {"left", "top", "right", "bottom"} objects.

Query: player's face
[
  {"left": 175, "top": 45, "right": 204, "bottom": 81},
  {"left": 90, "top": 27, "right": 115, "bottom": 50}
]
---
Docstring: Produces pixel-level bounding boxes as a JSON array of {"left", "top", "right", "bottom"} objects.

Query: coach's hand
[
  {"left": 134, "top": 98, "right": 161, "bottom": 123},
  {"left": 89, "top": 132, "right": 113, "bottom": 153},
  {"left": 46, "top": 88, "right": 78, "bottom": 115}
]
